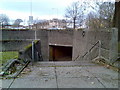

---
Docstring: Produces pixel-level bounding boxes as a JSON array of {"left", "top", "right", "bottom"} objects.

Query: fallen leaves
[{"left": 21, "top": 68, "right": 31, "bottom": 74}]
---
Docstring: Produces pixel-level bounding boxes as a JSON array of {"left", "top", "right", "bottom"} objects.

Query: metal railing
[{"left": 74, "top": 40, "right": 101, "bottom": 61}]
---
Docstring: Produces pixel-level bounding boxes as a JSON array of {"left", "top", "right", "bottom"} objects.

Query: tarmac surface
[{"left": 0, "top": 61, "right": 119, "bottom": 89}]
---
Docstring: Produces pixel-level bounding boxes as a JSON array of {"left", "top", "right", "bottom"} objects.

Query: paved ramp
[{"left": 1, "top": 61, "right": 119, "bottom": 88}]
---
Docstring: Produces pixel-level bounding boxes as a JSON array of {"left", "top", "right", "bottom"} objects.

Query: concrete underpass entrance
[{"left": 49, "top": 45, "right": 72, "bottom": 61}]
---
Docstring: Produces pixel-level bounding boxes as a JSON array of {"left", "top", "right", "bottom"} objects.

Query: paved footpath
[{"left": 0, "top": 61, "right": 119, "bottom": 89}]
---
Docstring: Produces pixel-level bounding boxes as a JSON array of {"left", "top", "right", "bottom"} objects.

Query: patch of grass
[{"left": 0, "top": 51, "right": 18, "bottom": 66}]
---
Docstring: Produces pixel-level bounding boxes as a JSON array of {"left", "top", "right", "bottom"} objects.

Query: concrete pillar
[{"left": 109, "top": 28, "right": 118, "bottom": 63}]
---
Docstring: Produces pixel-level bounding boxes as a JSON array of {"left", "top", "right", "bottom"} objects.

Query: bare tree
[
  {"left": 86, "top": 12, "right": 100, "bottom": 29},
  {"left": 113, "top": 1, "right": 120, "bottom": 41},
  {"left": 12, "top": 19, "right": 23, "bottom": 28},
  {"left": 65, "top": 1, "right": 86, "bottom": 29},
  {"left": 86, "top": 2, "right": 115, "bottom": 30},
  {"left": 0, "top": 14, "right": 9, "bottom": 28},
  {"left": 99, "top": 2, "right": 115, "bottom": 27}
]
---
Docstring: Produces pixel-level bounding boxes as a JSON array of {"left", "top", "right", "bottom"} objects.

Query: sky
[
  {"left": 0, "top": 0, "right": 115, "bottom": 21},
  {"left": 0, "top": 0, "right": 81, "bottom": 21}
]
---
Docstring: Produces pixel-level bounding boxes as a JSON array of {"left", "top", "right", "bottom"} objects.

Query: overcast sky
[
  {"left": 0, "top": 0, "right": 79, "bottom": 20},
  {"left": 0, "top": 0, "right": 115, "bottom": 21}
]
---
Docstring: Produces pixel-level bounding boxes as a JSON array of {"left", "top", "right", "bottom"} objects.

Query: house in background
[{"left": 32, "top": 18, "right": 67, "bottom": 29}]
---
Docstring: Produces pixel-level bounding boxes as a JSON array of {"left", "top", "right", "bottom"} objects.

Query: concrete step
[{"left": 31, "top": 61, "right": 97, "bottom": 67}]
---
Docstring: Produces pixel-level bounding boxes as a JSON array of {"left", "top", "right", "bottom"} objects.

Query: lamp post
[{"left": 29, "top": 0, "right": 33, "bottom": 29}]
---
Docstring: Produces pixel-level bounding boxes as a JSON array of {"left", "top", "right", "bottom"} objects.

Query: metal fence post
[
  {"left": 98, "top": 40, "right": 101, "bottom": 58},
  {"left": 32, "top": 41, "right": 35, "bottom": 62}
]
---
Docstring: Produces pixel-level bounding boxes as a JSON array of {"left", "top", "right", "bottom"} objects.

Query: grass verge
[{"left": 0, "top": 51, "right": 18, "bottom": 66}]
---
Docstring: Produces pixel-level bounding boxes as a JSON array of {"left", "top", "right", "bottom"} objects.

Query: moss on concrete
[
  {"left": 24, "top": 43, "right": 32, "bottom": 50},
  {"left": 24, "top": 40, "right": 39, "bottom": 50}
]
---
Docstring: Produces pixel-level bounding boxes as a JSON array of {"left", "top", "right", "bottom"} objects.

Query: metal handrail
[
  {"left": 83, "top": 40, "right": 100, "bottom": 58},
  {"left": 74, "top": 40, "right": 101, "bottom": 61}
]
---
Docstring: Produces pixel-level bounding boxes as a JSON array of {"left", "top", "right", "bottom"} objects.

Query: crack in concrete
[
  {"left": 3, "top": 62, "right": 118, "bottom": 88},
  {"left": 54, "top": 62, "right": 59, "bottom": 89},
  {"left": 95, "top": 77, "right": 106, "bottom": 88},
  {"left": 7, "top": 78, "right": 16, "bottom": 90},
  {"left": 85, "top": 67, "right": 106, "bottom": 88}
]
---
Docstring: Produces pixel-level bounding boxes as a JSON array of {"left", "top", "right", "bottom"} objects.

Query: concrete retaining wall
[
  {"left": 19, "top": 41, "right": 42, "bottom": 62},
  {"left": 1, "top": 28, "right": 118, "bottom": 63},
  {"left": 1, "top": 30, "right": 35, "bottom": 40},
  {"left": 72, "top": 30, "right": 88, "bottom": 61},
  {"left": 1, "top": 40, "right": 32, "bottom": 51},
  {"left": 72, "top": 28, "right": 118, "bottom": 63},
  {"left": 36, "top": 30, "right": 49, "bottom": 61},
  {"left": 48, "top": 30, "right": 73, "bottom": 46},
  {"left": 1, "top": 30, "right": 49, "bottom": 61}
]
